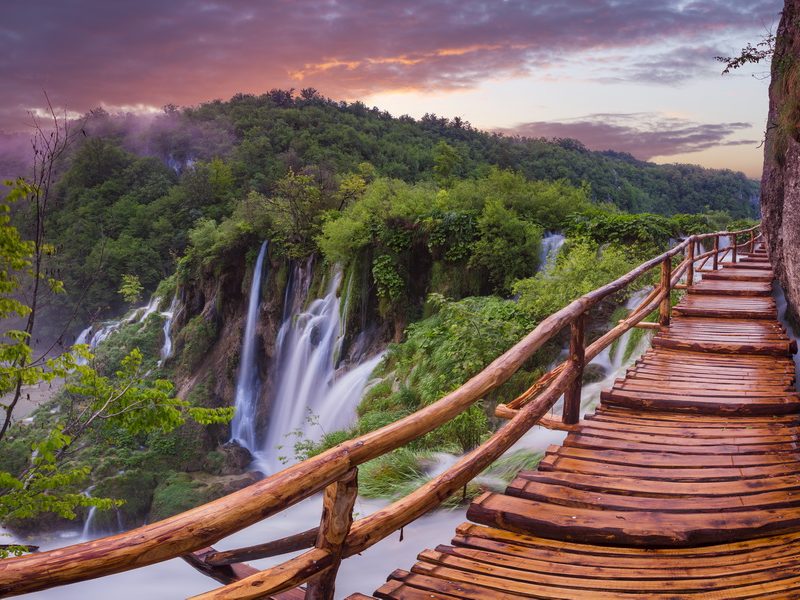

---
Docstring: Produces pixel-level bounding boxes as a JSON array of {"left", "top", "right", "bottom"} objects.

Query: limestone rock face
[{"left": 762, "top": 0, "right": 800, "bottom": 324}]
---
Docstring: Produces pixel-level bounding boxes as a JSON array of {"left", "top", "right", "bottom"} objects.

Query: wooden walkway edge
[{"left": 353, "top": 246, "right": 800, "bottom": 599}]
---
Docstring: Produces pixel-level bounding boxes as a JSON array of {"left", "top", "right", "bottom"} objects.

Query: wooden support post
[
  {"left": 659, "top": 258, "right": 671, "bottom": 327},
  {"left": 562, "top": 313, "right": 585, "bottom": 426},
  {"left": 749, "top": 230, "right": 755, "bottom": 253},
  {"left": 306, "top": 469, "right": 358, "bottom": 600},
  {"left": 712, "top": 235, "right": 719, "bottom": 270},
  {"left": 731, "top": 234, "right": 737, "bottom": 263},
  {"left": 686, "top": 239, "right": 695, "bottom": 286}
]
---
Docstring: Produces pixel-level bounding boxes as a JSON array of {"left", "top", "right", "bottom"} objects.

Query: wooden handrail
[{"left": 0, "top": 224, "right": 760, "bottom": 599}]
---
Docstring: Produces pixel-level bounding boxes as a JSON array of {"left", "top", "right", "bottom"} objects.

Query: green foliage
[
  {"left": 514, "top": 241, "right": 637, "bottom": 321},
  {"left": 568, "top": 212, "right": 674, "bottom": 257},
  {"left": 372, "top": 254, "right": 405, "bottom": 302},
  {"left": 432, "top": 141, "right": 463, "bottom": 186},
  {"left": 482, "top": 449, "right": 544, "bottom": 482},
  {"left": 358, "top": 448, "right": 430, "bottom": 499},
  {"left": 470, "top": 199, "right": 542, "bottom": 292},
  {"left": 265, "top": 169, "right": 331, "bottom": 258},
  {"left": 118, "top": 274, "right": 143, "bottom": 304}
]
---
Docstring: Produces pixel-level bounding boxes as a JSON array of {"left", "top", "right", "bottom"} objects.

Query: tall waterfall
[
  {"left": 539, "top": 233, "right": 565, "bottom": 272},
  {"left": 230, "top": 241, "right": 269, "bottom": 453},
  {"left": 260, "top": 269, "right": 381, "bottom": 471}
]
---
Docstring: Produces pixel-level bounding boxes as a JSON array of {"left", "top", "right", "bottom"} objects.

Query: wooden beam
[
  {"left": 562, "top": 313, "right": 585, "bottom": 425},
  {"left": 183, "top": 547, "right": 259, "bottom": 585},
  {"left": 659, "top": 258, "right": 671, "bottom": 327},
  {"left": 188, "top": 548, "right": 333, "bottom": 600},
  {"left": 204, "top": 528, "right": 318, "bottom": 566},
  {"left": 306, "top": 469, "right": 358, "bottom": 600}
]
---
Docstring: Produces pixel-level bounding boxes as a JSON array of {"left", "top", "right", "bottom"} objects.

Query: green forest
[{"left": 0, "top": 90, "right": 758, "bottom": 547}]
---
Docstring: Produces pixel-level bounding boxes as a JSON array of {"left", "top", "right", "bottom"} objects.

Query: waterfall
[
  {"left": 259, "top": 269, "right": 381, "bottom": 472},
  {"left": 159, "top": 294, "right": 180, "bottom": 365},
  {"left": 75, "top": 326, "right": 92, "bottom": 346},
  {"left": 80, "top": 507, "right": 97, "bottom": 541},
  {"left": 136, "top": 296, "right": 161, "bottom": 323},
  {"left": 539, "top": 233, "right": 565, "bottom": 272},
  {"left": 73, "top": 326, "right": 93, "bottom": 365},
  {"left": 230, "top": 241, "right": 269, "bottom": 453}
]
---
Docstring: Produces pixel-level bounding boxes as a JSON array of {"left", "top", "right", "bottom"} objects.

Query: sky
[{"left": 0, "top": 0, "right": 783, "bottom": 178}]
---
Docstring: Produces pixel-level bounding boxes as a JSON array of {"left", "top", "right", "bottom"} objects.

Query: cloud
[
  {"left": 0, "top": 0, "right": 781, "bottom": 130},
  {"left": 497, "top": 113, "right": 757, "bottom": 159}
]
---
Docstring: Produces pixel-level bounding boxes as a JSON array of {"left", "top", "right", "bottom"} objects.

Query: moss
[
  {"left": 142, "top": 423, "right": 209, "bottom": 472},
  {"left": 202, "top": 450, "right": 226, "bottom": 475},
  {"left": 91, "top": 469, "right": 158, "bottom": 530},
  {"left": 175, "top": 315, "right": 219, "bottom": 375},
  {"left": 149, "top": 472, "right": 224, "bottom": 520}
]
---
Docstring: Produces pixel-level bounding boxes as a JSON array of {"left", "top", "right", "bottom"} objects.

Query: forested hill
[
  {"left": 34, "top": 89, "right": 758, "bottom": 331},
  {"left": 86, "top": 90, "right": 757, "bottom": 218}
]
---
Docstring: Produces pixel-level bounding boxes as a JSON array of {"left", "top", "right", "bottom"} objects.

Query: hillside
[{"left": 26, "top": 90, "right": 759, "bottom": 332}]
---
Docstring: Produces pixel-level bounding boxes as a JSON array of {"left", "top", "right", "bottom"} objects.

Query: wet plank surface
[{"left": 350, "top": 248, "right": 800, "bottom": 599}]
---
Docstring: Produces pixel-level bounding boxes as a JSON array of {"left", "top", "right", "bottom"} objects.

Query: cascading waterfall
[
  {"left": 539, "top": 233, "right": 565, "bottom": 271},
  {"left": 80, "top": 506, "right": 97, "bottom": 541},
  {"left": 159, "top": 294, "right": 179, "bottom": 365},
  {"left": 230, "top": 241, "right": 269, "bottom": 453},
  {"left": 136, "top": 296, "right": 161, "bottom": 323},
  {"left": 259, "top": 269, "right": 382, "bottom": 471},
  {"left": 73, "top": 326, "right": 93, "bottom": 365},
  {"left": 75, "top": 294, "right": 164, "bottom": 354}
]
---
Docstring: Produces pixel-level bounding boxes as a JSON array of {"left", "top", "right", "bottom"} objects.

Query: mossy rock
[
  {"left": 175, "top": 315, "right": 219, "bottom": 375},
  {"left": 91, "top": 469, "right": 158, "bottom": 530},
  {"left": 149, "top": 472, "right": 224, "bottom": 521}
]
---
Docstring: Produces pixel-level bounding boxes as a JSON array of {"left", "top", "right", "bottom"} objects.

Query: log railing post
[
  {"left": 659, "top": 257, "right": 671, "bottom": 327},
  {"left": 712, "top": 235, "right": 719, "bottom": 270},
  {"left": 562, "top": 313, "right": 585, "bottom": 425},
  {"left": 749, "top": 230, "right": 755, "bottom": 253},
  {"left": 686, "top": 238, "right": 695, "bottom": 287},
  {"left": 731, "top": 234, "right": 737, "bottom": 263},
  {"left": 306, "top": 469, "right": 358, "bottom": 600}
]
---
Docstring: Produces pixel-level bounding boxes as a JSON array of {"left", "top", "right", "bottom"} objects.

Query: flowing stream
[{"left": 230, "top": 241, "right": 269, "bottom": 453}]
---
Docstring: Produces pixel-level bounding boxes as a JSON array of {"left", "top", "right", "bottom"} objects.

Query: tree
[
  {"left": 266, "top": 169, "right": 330, "bottom": 257},
  {"left": 432, "top": 141, "right": 461, "bottom": 186},
  {"left": 118, "top": 274, "right": 143, "bottom": 304}
]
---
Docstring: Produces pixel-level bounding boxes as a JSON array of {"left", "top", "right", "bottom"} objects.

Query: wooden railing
[{"left": 0, "top": 225, "right": 762, "bottom": 600}]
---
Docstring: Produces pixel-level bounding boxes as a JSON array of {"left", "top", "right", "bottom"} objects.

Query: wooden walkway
[{"left": 350, "top": 247, "right": 800, "bottom": 599}]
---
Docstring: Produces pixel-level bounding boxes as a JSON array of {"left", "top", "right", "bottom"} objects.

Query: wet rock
[{"left": 215, "top": 441, "right": 253, "bottom": 475}]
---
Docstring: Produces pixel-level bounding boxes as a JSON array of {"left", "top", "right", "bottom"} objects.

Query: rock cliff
[{"left": 762, "top": 0, "right": 800, "bottom": 324}]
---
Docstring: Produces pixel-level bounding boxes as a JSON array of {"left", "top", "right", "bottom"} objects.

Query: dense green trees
[{"left": 31, "top": 91, "right": 758, "bottom": 336}]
